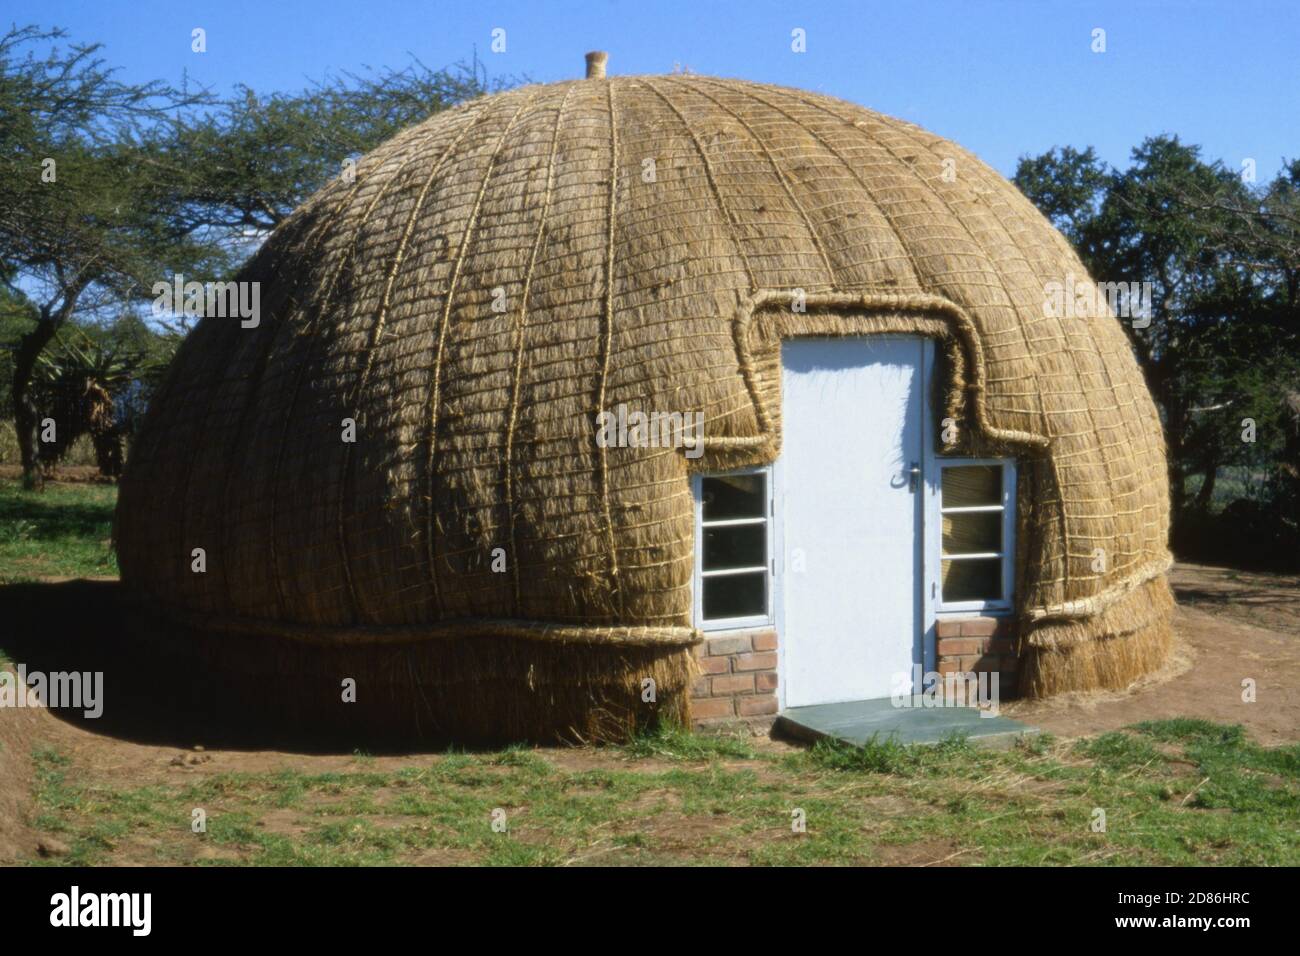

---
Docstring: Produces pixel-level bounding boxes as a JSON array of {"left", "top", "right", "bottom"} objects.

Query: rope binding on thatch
[
  {"left": 132, "top": 600, "right": 702, "bottom": 648},
  {"left": 698, "top": 288, "right": 1054, "bottom": 453}
]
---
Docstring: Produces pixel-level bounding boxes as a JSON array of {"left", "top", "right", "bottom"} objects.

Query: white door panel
[{"left": 778, "top": 337, "right": 927, "bottom": 707}]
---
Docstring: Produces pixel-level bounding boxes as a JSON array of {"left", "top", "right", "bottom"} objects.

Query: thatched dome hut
[{"left": 117, "top": 63, "right": 1172, "bottom": 742}]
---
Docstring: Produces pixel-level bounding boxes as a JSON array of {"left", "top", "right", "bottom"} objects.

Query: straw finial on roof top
[{"left": 585, "top": 51, "right": 608, "bottom": 79}]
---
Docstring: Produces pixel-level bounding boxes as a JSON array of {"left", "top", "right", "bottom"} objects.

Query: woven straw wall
[{"left": 116, "top": 75, "right": 1173, "bottom": 705}]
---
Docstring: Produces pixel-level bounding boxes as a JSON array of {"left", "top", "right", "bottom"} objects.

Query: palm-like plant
[{"left": 31, "top": 327, "right": 141, "bottom": 476}]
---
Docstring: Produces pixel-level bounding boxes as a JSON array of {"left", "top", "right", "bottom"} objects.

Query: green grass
[
  {"left": 0, "top": 477, "right": 118, "bottom": 579},
  {"left": 23, "top": 720, "right": 1300, "bottom": 867}
]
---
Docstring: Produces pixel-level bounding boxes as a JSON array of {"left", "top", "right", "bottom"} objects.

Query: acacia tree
[
  {"left": 0, "top": 25, "right": 218, "bottom": 488},
  {"left": 159, "top": 55, "right": 506, "bottom": 247},
  {"left": 2, "top": 25, "right": 506, "bottom": 488}
]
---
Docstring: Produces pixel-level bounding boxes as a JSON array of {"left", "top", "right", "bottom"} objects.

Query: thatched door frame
[{"left": 695, "top": 288, "right": 1053, "bottom": 459}]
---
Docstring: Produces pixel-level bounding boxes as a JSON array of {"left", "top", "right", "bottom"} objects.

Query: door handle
[{"left": 908, "top": 462, "right": 921, "bottom": 492}]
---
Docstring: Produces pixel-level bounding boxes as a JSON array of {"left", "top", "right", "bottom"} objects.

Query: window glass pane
[
  {"left": 703, "top": 571, "right": 766, "bottom": 620},
  {"left": 942, "top": 465, "right": 1001, "bottom": 508},
  {"left": 941, "top": 558, "right": 1001, "bottom": 603},
  {"left": 703, "top": 524, "right": 765, "bottom": 571},
  {"left": 942, "top": 511, "right": 1002, "bottom": 556},
  {"left": 702, "top": 473, "right": 765, "bottom": 521}
]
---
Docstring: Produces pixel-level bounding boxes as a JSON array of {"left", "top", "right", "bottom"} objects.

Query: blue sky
[{"left": 15, "top": 0, "right": 1300, "bottom": 180}]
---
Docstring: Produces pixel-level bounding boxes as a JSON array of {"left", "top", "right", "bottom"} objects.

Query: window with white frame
[
  {"left": 693, "top": 469, "right": 772, "bottom": 629},
  {"left": 935, "top": 459, "right": 1016, "bottom": 612}
]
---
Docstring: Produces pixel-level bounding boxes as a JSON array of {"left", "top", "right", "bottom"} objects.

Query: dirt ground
[
  {"left": 1006, "top": 567, "right": 1299, "bottom": 746},
  {"left": 0, "top": 561, "right": 1296, "bottom": 864},
  {"left": 1164, "top": 562, "right": 1300, "bottom": 635},
  {"left": 0, "top": 704, "right": 42, "bottom": 863}
]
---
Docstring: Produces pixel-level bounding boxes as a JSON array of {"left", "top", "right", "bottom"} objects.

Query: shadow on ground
[
  {"left": 1167, "top": 562, "right": 1300, "bottom": 636},
  {"left": 0, "top": 579, "right": 514, "bottom": 754}
]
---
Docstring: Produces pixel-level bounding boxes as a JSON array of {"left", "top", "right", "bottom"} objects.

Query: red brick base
[
  {"left": 690, "top": 629, "right": 778, "bottom": 728},
  {"left": 935, "top": 615, "right": 1019, "bottom": 698},
  {"left": 691, "top": 619, "right": 1019, "bottom": 728}
]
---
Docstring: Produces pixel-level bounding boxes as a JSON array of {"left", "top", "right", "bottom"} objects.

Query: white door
[{"left": 777, "top": 336, "right": 928, "bottom": 707}]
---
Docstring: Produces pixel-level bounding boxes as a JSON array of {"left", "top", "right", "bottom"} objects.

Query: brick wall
[
  {"left": 690, "top": 620, "right": 1018, "bottom": 728},
  {"left": 690, "top": 629, "right": 778, "bottom": 727},
  {"left": 934, "top": 615, "right": 1019, "bottom": 698}
]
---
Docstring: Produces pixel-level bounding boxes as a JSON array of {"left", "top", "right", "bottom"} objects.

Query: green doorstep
[{"left": 776, "top": 697, "right": 1039, "bottom": 749}]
